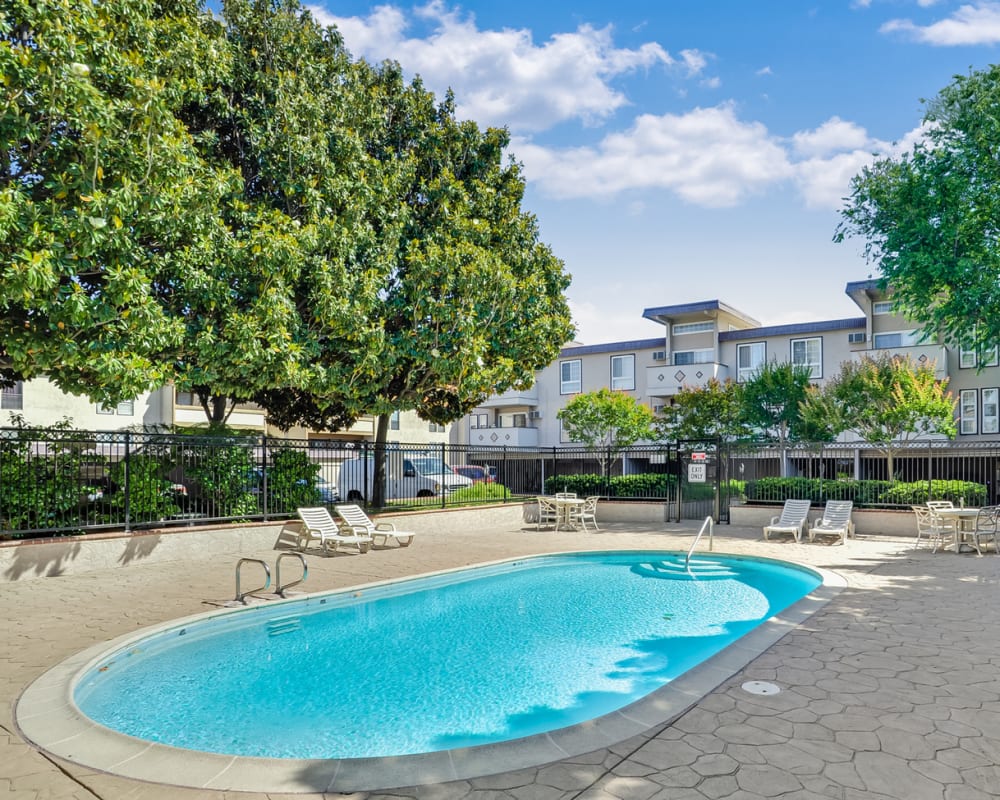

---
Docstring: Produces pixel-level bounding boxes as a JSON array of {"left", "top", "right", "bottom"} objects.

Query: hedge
[{"left": 745, "top": 477, "right": 986, "bottom": 508}]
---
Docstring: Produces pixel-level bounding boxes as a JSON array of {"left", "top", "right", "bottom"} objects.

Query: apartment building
[
  {"left": 454, "top": 279, "right": 998, "bottom": 447},
  {"left": 2, "top": 379, "right": 450, "bottom": 446}
]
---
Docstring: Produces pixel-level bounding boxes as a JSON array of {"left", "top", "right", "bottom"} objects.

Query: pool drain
[{"left": 741, "top": 680, "right": 780, "bottom": 695}]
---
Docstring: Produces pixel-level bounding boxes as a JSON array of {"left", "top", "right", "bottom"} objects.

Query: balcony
[
  {"left": 646, "top": 363, "right": 730, "bottom": 397},
  {"left": 852, "top": 345, "right": 949, "bottom": 379},
  {"left": 467, "top": 425, "right": 539, "bottom": 447},
  {"left": 478, "top": 386, "right": 538, "bottom": 408}
]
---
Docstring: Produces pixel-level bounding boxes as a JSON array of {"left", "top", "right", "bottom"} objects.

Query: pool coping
[{"left": 14, "top": 550, "right": 846, "bottom": 794}]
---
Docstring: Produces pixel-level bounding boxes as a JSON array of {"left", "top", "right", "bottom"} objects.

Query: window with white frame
[
  {"left": 737, "top": 342, "right": 766, "bottom": 382},
  {"left": 872, "top": 329, "right": 920, "bottom": 349},
  {"left": 672, "top": 321, "right": 714, "bottom": 335},
  {"left": 96, "top": 400, "right": 134, "bottom": 416},
  {"left": 610, "top": 354, "right": 635, "bottom": 390},
  {"left": 872, "top": 301, "right": 894, "bottom": 315},
  {"left": 790, "top": 337, "right": 822, "bottom": 379},
  {"left": 984, "top": 388, "right": 1000, "bottom": 434},
  {"left": 1, "top": 381, "right": 23, "bottom": 410},
  {"left": 560, "top": 359, "right": 582, "bottom": 394},
  {"left": 470, "top": 412, "right": 489, "bottom": 429},
  {"left": 175, "top": 390, "right": 196, "bottom": 406},
  {"left": 960, "top": 389, "right": 978, "bottom": 435},
  {"left": 427, "top": 421, "right": 446, "bottom": 433},
  {"left": 673, "top": 349, "right": 714, "bottom": 366},
  {"left": 960, "top": 345, "right": 1000, "bottom": 369},
  {"left": 389, "top": 410, "right": 400, "bottom": 430}
]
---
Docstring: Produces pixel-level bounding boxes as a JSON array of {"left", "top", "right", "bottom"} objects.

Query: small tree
[
  {"left": 823, "top": 354, "right": 956, "bottom": 479},
  {"left": 654, "top": 378, "right": 750, "bottom": 444},
  {"left": 741, "top": 362, "right": 814, "bottom": 476},
  {"left": 558, "top": 389, "right": 655, "bottom": 477}
]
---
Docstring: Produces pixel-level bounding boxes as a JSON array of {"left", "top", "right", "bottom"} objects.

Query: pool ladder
[
  {"left": 685, "top": 516, "right": 714, "bottom": 568},
  {"left": 234, "top": 553, "right": 308, "bottom": 604}
]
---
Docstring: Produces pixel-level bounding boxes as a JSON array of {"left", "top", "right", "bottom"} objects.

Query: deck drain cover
[{"left": 742, "top": 680, "right": 780, "bottom": 695}]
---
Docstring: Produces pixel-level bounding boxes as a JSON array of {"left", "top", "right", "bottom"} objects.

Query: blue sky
[{"left": 307, "top": 1, "right": 1000, "bottom": 343}]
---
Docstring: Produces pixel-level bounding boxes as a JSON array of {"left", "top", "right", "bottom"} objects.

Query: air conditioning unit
[
  {"left": 848, "top": 332, "right": 867, "bottom": 344},
  {"left": 652, "top": 351, "right": 667, "bottom": 361},
  {"left": 528, "top": 410, "right": 542, "bottom": 420}
]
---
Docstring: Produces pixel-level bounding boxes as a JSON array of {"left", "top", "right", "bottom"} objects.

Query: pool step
[
  {"left": 632, "top": 560, "right": 738, "bottom": 580},
  {"left": 266, "top": 616, "right": 302, "bottom": 637}
]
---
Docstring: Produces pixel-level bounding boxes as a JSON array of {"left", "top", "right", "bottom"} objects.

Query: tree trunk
[{"left": 372, "top": 414, "right": 389, "bottom": 508}]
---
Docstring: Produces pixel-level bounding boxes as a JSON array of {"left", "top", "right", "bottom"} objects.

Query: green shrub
[
  {"left": 449, "top": 483, "right": 511, "bottom": 503},
  {"left": 263, "top": 447, "right": 321, "bottom": 513},
  {"left": 746, "top": 476, "right": 987, "bottom": 508},
  {"left": 106, "top": 454, "right": 180, "bottom": 522}
]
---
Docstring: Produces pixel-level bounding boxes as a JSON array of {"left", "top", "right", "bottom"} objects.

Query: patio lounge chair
[
  {"left": 334, "top": 504, "right": 415, "bottom": 548},
  {"left": 808, "top": 500, "right": 855, "bottom": 545},
  {"left": 762, "top": 499, "right": 811, "bottom": 542},
  {"left": 296, "top": 507, "right": 373, "bottom": 554}
]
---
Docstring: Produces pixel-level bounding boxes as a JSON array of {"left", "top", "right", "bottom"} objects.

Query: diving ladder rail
[
  {"left": 275, "top": 552, "right": 308, "bottom": 597},
  {"left": 685, "top": 516, "right": 714, "bottom": 568},
  {"left": 235, "top": 558, "right": 271, "bottom": 604}
]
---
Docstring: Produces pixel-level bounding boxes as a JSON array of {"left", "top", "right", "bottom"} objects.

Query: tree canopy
[
  {"left": 836, "top": 64, "right": 1000, "bottom": 357},
  {"left": 557, "top": 388, "right": 654, "bottom": 476},
  {"left": 1, "top": 0, "right": 574, "bottom": 438},
  {"left": 655, "top": 378, "right": 749, "bottom": 444}
]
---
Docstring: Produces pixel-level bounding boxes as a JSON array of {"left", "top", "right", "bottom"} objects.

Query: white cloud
[
  {"left": 755, "top": 66, "right": 773, "bottom": 76},
  {"left": 308, "top": 1, "right": 694, "bottom": 132},
  {"left": 881, "top": 2, "right": 1000, "bottom": 45},
  {"left": 514, "top": 104, "right": 793, "bottom": 207},
  {"left": 791, "top": 117, "right": 870, "bottom": 158}
]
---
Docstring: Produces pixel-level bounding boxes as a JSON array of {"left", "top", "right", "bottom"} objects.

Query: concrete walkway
[{"left": 2, "top": 520, "right": 999, "bottom": 799}]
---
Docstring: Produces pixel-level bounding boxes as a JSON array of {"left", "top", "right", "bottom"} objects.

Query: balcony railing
[
  {"left": 478, "top": 386, "right": 538, "bottom": 408},
  {"left": 853, "top": 345, "right": 949, "bottom": 379},
  {"left": 646, "top": 362, "right": 729, "bottom": 396},
  {"left": 468, "top": 425, "right": 538, "bottom": 447}
]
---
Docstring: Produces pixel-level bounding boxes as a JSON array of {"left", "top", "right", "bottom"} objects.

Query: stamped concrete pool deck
[{"left": 2, "top": 518, "right": 999, "bottom": 800}]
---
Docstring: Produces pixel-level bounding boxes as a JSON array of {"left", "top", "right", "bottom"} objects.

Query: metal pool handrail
[{"left": 686, "top": 516, "right": 714, "bottom": 568}]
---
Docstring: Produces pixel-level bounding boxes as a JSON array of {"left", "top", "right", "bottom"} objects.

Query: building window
[
  {"left": 176, "top": 390, "right": 196, "bottom": 406},
  {"left": 872, "top": 301, "right": 894, "bottom": 315},
  {"left": 984, "top": 389, "right": 1000, "bottom": 434},
  {"left": 512, "top": 413, "right": 527, "bottom": 428},
  {"left": 389, "top": 410, "right": 400, "bottom": 430},
  {"left": 610, "top": 355, "right": 635, "bottom": 391},
  {"left": 1, "top": 381, "right": 23, "bottom": 410},
  {"left": 673, "top": 349, "right": 714, "bottom": 366},
  {"left": 116, "top": 400, "right": 134, "bottom": 416},
  {"left": 960, "top": 389, "right": 978, "bottom": 435},
  {"left": 428, "top": 421, "right": 445, "bottom": 433},
  {"left": 791, "top": 337, "right": 822, "bottom": 379},
  {"left": 560, "top": 359, "right": 581, "bottom": 394},
  {"left": 737, "top": 342, "right": 766, "bottom": 382},
  {"left": 470, "top": 412, "right": 489, "bottom": 429},
  {"left": 960, "top": 345, "right": 999, "bottom": 369},
  {"left": 672, "top": 321, "right": 714, "bottom": 335},
  {"left": 96, "top": 403, "right": 114, "bottom": 415},
  {"left": 873, "top": 329, "right": 919, "bottom": 349}
]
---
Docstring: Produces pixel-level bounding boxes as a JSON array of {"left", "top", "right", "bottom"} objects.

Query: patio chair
[
  {"left": 296, "top": 507, "right": 373, "bottom": 554},
  {"left": 911, "top": 504, "right": 955, "bottom": 552},
  {"left": 762, "top": 499, "right": 811, "bottom": 542},
  {"left": 926, "top": 500, "right": 955, "bottom": 510},
  {"left": 570, "top": 495, "right": 601, "bottom": 531},
  {"left": 808, "top": 500, "right": 855, "bottom": 545},
  {"left": 334, "top": 504, "right": 415, "bottom": 548},
  {"left": 536, "top": 496, "right": 559, "bottom": 530},
  {"left": 972, "top": 505, "right": 1000, "bottom": 555}
]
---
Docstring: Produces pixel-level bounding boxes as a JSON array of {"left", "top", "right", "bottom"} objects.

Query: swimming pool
[{"left": 18, "top": 551, "right": 840, "bottom": 792}]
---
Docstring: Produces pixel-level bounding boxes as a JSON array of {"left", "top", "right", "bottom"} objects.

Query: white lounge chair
[
  {"left": 334, "top": 504, "right": 415, "bottom": 547},
  {"left": 296, "top": 507, "right": 373, "bottom": 554},
  {"left": 762, "top": 499, "right": 811, "bottom": 542},
  {"left": 808, "top": 500, "right": 855, "bottom": 545}
]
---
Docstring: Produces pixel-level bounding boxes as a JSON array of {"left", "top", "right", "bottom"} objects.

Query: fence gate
[{"left": 669, "top": 440, "right": 727, "bottom": 524}]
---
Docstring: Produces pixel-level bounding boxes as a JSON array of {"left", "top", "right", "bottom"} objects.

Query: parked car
[
  {"left": 452, "top": 465, "right": 495, "bottom": 484},
  {"left": 338, "top": 453, "right": 474, "bottom": 502},
  {"left": 315, "top": 476, "right": 340, "bottom": 504}
]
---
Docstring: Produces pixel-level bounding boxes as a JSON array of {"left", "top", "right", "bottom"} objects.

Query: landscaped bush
[
  {"left": 449, "top": 483, "right": 511, "bottom": 503},
  {"left": 745, "top": 476, "right": 986, "bottom": 508}
]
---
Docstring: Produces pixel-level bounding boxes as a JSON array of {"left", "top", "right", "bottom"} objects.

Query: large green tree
[
  {"left": 813, "top": 354, "right": 956, "bottom": 479},
  {"left": 558, "top": 388, "right": 655, "bottom": 477},
  {"left": 836, "top": 65, "right": 1000, "bottom": 357},
  {"left": 0, "top": 0, "right": 232, "bottom": 400}
]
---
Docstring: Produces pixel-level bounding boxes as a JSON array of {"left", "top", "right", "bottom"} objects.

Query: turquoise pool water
[{"left": 74, "top": 552, "right": 820, "bottom": 759}]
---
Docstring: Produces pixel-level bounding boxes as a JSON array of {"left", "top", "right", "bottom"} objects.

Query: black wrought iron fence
[{"left": 5, "top": 425, "right": 998, "bottom": 539}]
